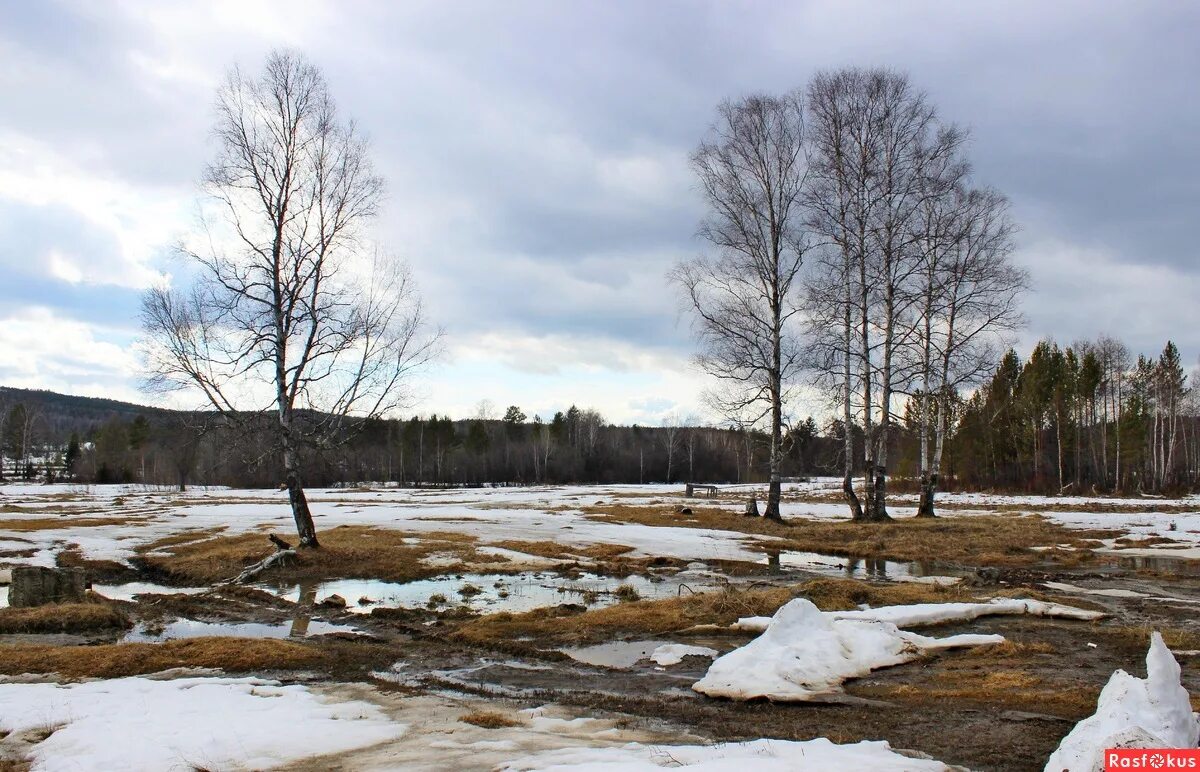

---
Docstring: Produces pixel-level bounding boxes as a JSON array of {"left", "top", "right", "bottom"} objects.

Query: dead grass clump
[
  {"left": 793, "top": 578, "right": 973, "bottom": 611},
  {"left": 965, "top": 640, "right": 1055, "bottom": 657},
  {"left": 1100, "top": 624, "right": 1200, "bottom": 652},
  {"left": 586, "top": 505, "right": 1121, "bottom": 567},
  {"left": 453, "top": 585, "right": 792, "bottom": 645},
  {"left": 0, "top": 637, "right": 329, "bottom": 679},
  {"left": 613, "top": 584, "right": 641, "bottom": 602},
  {"left": 491, "top": 540, "right": 637, "bottom": 563},
  {"left": 138, "top": 525, "right": 483, "bottom": 584},
  {"left": 459, "top": 710, "right": 523, "bottom": 728},
  {"left": 55, "top": 549, "right": 130, "bottom": 575},
  {"left": 0, "top": 602, "right": 131, "bottom": 634},
  {"left": 0, "top": 516, "right": 146, "bottom": 532},
  {"left": 137, "top": 527, "right": 228, "bottom": 553}
]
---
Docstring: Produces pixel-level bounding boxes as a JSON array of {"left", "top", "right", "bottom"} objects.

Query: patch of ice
[
  {"left": 0, "top": 676, "right": 405, "bottom": 771},
  {"left": 694, "top": 598, "right": 1003, "bottom": 701},
  {"left": 649, "top": 644, "right": 718, "bottom": 666},
  {"left": 730, "top": 596, "right": 1100, "bottom": 634},
  {"left": 1044, "top": 632, "right": 1199, "bottom": 772},
  {"left": 833, "top": 598, "right": 1105, "bottom": 626},
  {"left": 497, "top": 736, "right": 950, "bottom": 771}
]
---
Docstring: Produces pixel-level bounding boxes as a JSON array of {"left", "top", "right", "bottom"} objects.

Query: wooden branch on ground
[{"left": 221, "top": 535, "right": 297, "bottom": 584}]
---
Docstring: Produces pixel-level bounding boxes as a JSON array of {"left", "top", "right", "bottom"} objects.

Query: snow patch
[
  {"left": 649, "top": 644, "right": 717, "bottom": 666},
  {"left": 1044, "top": 632, "right": 1200, "bottom": 772},
  {"left": 0, "top": 676, "right": 405, "bottom": 771},
  {"left": 497, "top": 736, "right": 950, "bottom": 771},
  {"left": 694, "top": 598, "right": 1003, "bottom": 701}
]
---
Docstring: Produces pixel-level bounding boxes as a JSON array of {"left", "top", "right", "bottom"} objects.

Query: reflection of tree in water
[
  {"left": 290, "top": 581, "right": 318, "bottom": 637},
  {"left": 846, "top": 558, "right": 890, "bottom": 579}
]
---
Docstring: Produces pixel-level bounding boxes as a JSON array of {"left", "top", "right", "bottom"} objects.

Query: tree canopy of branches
[
  {"left": 141, "top": 50, "right": 438, "bottom": 546},
  {"left": 672, "top": 92, "right": 809, "bottom": 521},
  {"left": 802, "top": 66, "right": 1025, "bottom": 521}
]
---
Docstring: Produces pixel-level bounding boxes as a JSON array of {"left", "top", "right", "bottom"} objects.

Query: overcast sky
[{"left": 1, "top": 1, "right": 1198, "bottom": 424}]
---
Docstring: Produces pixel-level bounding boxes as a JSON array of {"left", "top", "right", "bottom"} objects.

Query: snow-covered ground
[
  {"left": 3, "top": 480, "right": 1198, "bottom": 571},
  {"left": 0, "top": 676, "right": 405, "bottom": 771},
  {"left": 0, "top": 483, "right": 780, "bottom": 567}
]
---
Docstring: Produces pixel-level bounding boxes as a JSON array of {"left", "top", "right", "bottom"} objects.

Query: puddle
[
  {"left": 1116, "top": 555, "right": 1200, "bottom": 575},
  {"left": 560, "top": 638, "right": 725, "bottom": 668},
  {"left": 561, "top": 640, "right": 679, "bottom": 668},
  {"left": 122, "top": 617, "right": 359, "bottom": 642},
  {"left": 261, "top": 571, "right": 718, "bottom": 615},
  {"left": 93, "top": 582, "right": 209, "bottom": 601},
  {"left": 762, "top": 550, "right": 965, "bottom": 580}
]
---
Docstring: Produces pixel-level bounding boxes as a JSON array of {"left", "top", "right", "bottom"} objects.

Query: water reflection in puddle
[
  {"left": 93, "top": 583, "right": 209, "bottom": 600},
  {"left": 1116, "top": 554, "right": 1200, "bottom": 575},
  {"left": 760, "top": 550, "right": 962, "bottom": 580},
  {"left": 262, "top": 571, "right": 714, "bottom": 615},
  {"left": 122, "top": 617, "right": 358, "bottom": 642}
]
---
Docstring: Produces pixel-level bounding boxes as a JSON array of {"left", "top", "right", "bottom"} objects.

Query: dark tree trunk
[
  {"left": 916, "top": 472, "right": 938, "bottom": 517},
  {"left": 285, "top": 469, "right": 319, "bottom": 548}
]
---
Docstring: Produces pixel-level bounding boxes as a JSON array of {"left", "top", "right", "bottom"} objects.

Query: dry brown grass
[
  {"left": 585, "top": 504, "right": 1120, "bottom": 566},
  {"left": 793, "top": 577, "right": 974, "bottom": 610},
  {"left": 0, "top": 602, "right": 131, "bottom": 634},
  {"left": 458, "top": 710, "right": 523, "bottom": 728},
  {"left": 0, "top": 637, "right": 330, "bottom": 679},
  {"left": 1099, "top": 624, "right": 1200, "bottom": 651},
  {"left": 55, "top": 549, "right": 130, "bottom": 575},
  {"left": 137, "top": 527, "right": 228, "bottom": 553},
  {"left": 0, "top": 759, "right": 31, "bottom": 772},
  {"left": 138, "top": 525, "right": 485, "bottom": 584},
  {"left": 0, "top": 516, "right": 147, "bottom": 532},
  {"left": 491, "top": 540, "right": 635, "bottom": 561},
  {"left": 853, "top": 643, "right": 1097, "bottom": 718},
  {"left": 453, "top": 585, "right": 794, "bottom": 645}
]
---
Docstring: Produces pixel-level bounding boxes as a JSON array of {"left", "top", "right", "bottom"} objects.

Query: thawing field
[{"left": 2, "top": 480, "right": 1200, "bottom": 771}]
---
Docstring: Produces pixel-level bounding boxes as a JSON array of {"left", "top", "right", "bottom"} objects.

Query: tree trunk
[{"left": 283, "top": 442, "right": 319, "bottom": 548}]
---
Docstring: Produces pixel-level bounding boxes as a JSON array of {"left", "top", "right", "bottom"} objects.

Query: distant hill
[{"left": 0, "top": 386, "right": 174, "bottom": 441}]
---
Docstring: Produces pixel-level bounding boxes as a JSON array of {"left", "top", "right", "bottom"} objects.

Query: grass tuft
[{"left": 459, "top": 710, "right": 523, "bottom": 728}]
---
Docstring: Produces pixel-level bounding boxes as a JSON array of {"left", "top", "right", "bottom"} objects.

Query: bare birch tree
[
  {"left": 141, "top": 51, "right": 439, "bottom": 547},
  {"left": 806, "top": 67, "right": 967, "bottom": 522},
  {"left": 911, "top": 186, "right": 1025, "bottom": 516},
  {"left": 672, "top": 92, "right": 809, "bottom": 521}
]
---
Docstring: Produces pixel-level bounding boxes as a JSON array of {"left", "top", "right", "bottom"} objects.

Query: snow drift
[
  {"left": 0, "top": 676, "right": 405, "bottom": 771},
  {"left": 498, "top": 736, "right": 951, "bottom": 771},
  {"left": 1044, "top": 632, "right": 1199, "bottom": 772},
  {"left": 694, "top": 598, "right": 1003, "bottom": 701},
  {"left": 732, "top": 597, "right": 1102, "bottom": 633}
]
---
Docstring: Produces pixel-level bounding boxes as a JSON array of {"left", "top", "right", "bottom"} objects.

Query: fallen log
[{"left": 221, "top": 535, "right": 297, "bottom": 585}]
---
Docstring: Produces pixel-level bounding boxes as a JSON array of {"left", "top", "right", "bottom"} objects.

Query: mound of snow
[
  {"left": 732, "top": 597, "right": 1101, "bottom": 634},
  {"left": 0, "top": 676, "right": 405, "bottom": 771},
  {"left": 649, "top": 644, "right": 717, "bottom": 666},
  {"left": 1044, "top": 632, "right": 1199, "bottom": 772},
  {"left": 498, "top": 736, "right": 950, "bottom": 771},
  {"left": 694, "top": 598, "right": 1002, "bottom": 701}
]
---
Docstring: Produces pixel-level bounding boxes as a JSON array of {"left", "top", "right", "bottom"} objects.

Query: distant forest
[{"left": 1, "top": 332, "right": 1195, "bottom": 495}]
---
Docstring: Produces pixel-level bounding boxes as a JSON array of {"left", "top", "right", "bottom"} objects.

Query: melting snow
[{"left": 1044, "top": 632, "right": 1199, "bottom": 772}]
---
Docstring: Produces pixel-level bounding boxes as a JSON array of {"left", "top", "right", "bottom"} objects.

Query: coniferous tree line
[
  {"left": 942, "top": 338, "right": 1196, "bottom": 495},
  {"left": 0, "top": 392, "right": 839, "bottom": 489}
]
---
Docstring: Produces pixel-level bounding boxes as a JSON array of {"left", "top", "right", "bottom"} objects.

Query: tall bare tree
[
  {"left": 806, "top": 67, "right": 967, "bottom": 522},
  {"left": 141, "top": 51, "right": 438, "bottom": 547},
  {"left": 911, "top": 186, "right": 1025, "bottom": 516},
  {"left": 672, "top": 92, "right": 809, "bottom": 521}
]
